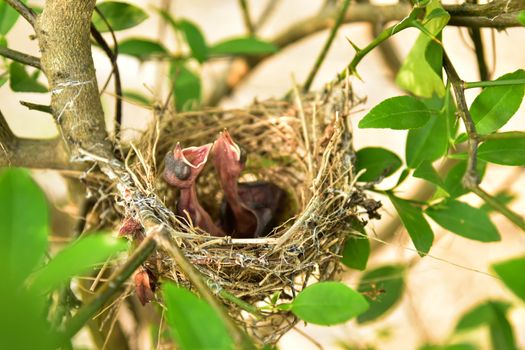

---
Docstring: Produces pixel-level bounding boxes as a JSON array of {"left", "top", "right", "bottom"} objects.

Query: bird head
[
  {"left": 163, "top": 143, "right": 212, "bottom": 189},
  {"left": 212, "top": 130, "right": 246, "bottom": 181}
]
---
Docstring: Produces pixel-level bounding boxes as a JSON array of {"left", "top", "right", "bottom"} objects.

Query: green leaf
[
  {"left": 423, "top": 8, "right": 450, "bottom": 23},
  {"left": 490, "top": 305, "right": 517, "bottom": 350},
  {"left": 454, "top": 300, "right": 516, "bottom": 350},
  {"left": 355, "top": 147, "right": 402, "bottom": 182},
  {"left": 358, "top": 96, "right": 431, "bottom": 130},
  {"left": 477, "top": 136, "right": 525, "bottom": 166},
  {"left": 0, "top": 281, "right": 55, "bottom": 350},
  {"left": 163, "top": 283, "right": 234, "bottom": 350},
  {"left": 31, "top": 233, "right": 127, "bottom": 293},
  {"left": 9, "top": 62, "right": 47, "bottom": 93},
  {"left": 357, "top": 265, "right": 405, "bottom": 323},
  {"left": 210, "top": 37, "right": 278, "bottom": 56},
  {"left": 396, "top": 0, "right": 449, "bottom": 97},
  {"left": 0, "top": 0, "right": 26, "bottom": 35},
  {"left": 0, "top": 168, "right": 48, "bottom": 284},
  {"left": 395, "top": 168, "right": 411, "bottom": 188},
  {"left": 341, "top": 221, "right": 370, "bottom": 271},
  {"left": 123, "top": 90, "right": 151, "bottom": 105},
  {"left": 492, "top": 256, "right": 525, "bottom": 302},
  {"left": 387, "top": 193, "right": 434, "bottom": 255},
  {"left": 93, "top": 1, "right": 148, "bottom": 32},
  {"left": 177, "top": 19, "right": 208, "bottom": 63},
  {"left": 442, "top": 160, "right": 486, "bottom": 198},
  {"left": 426, "top": 199, "right": 500, "bottom": 242},
  {"left": 518, "top": 10, "right": 525, "bottom": 26},
  {"left": 470, "top": 69, "right": 525, "bottom": 135},
  {"left": 455, "top": 301, "right": 511, "bottom": 332},
  {"left": 406, "top": 96, "right": 456, "bottom": 168},
  {"left": 118, "top": 38, "right": 168, "bottom": 60},
  {"left": 291, "top": 282, "right": 369, "bottom": 325},
  {"left": 413, "top": 160, "right": 443, "bottom": 187},
  {"left": 170, "top": 62, "right": 201, "bottom": 111}
]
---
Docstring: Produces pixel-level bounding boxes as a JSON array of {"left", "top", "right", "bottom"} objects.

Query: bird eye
[
  {"left": 165, "top": 152, "right": 191, "bottom": 180},
  {"left": 239, "top": 146, "right": 247, "bottom": 165},
  {"left": 173, "top": 159, "right": 191, "bottom": 180}
]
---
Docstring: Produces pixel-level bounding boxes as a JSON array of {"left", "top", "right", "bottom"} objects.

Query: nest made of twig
[{"left": 85, "top": 83, "right": 379, "bottom": 345}]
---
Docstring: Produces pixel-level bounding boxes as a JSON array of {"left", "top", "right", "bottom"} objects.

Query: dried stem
[
  {"left": 303, "top": 0, "right": 351, "bottom": 93},
  {"left": 0, "top": 46, "right": 41, "bottom": 69}
]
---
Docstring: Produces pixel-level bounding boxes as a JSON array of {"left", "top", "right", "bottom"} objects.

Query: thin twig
[
  {"left": 254, "top": 0, "right": 279, "bottom": 31},
  {"left": 20, "top": 101, "right": 52, "bottom": 113},
  {"left": 60, "top": 235, "right": 157, "bottom": 343},
  {"left": 466, "top": 0, "right": 489, "bottom": 81},
  {"left": 238, "top": 0, "right": 255, "bottom": 35},
  {"left": 5, "top": 0, "right": 36, "bottom": 26},
  {"left": 336, "top": 7, "right": 423, "bottom": 83},
  {"left": 443, "top": 52, "right": 525, "bottom": 232},
  {"left": 303, "top": 0, "right": 350, "bottom": 92},
  {"left": 0, "top": 46, "right": 41, "bottom": 69},
  {"left": 442, "top": 52, "right": 480, "bottom": 188},
  {"left": 90, "top": 14, "right": 122, "bottom": 139},
  {"left": 472, "top": 187, "right": 525, "bottom": 231},
  {"left": 464, "top": 78, "right": 525, "bottom": 89}
]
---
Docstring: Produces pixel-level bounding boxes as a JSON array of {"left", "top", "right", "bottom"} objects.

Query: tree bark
[{"left": 35, "top": 0, "right": 112, "bottom": 160}]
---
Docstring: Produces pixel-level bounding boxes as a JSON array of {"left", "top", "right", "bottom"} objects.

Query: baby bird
[
  {"left": 163, "top": 143, "right": 225, "bottom": 237},
  {"left": 213, "top": 131, "right": 285, "bottom": 238}
]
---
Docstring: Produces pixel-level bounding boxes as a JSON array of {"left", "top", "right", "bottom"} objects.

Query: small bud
[
  {"left": 118, "top": 217, "right": 143, "bottom": 237},
  {"left": 134, "top": 269, "right": 155, "bottom": 306}
]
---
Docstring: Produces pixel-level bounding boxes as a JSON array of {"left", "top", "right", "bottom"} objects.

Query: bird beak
[
  {"left": 214, "top": 130, "right": 241, "bottom": 162},
  {"left": 174, "top": 143, "right": 213, "bottom": 169}
]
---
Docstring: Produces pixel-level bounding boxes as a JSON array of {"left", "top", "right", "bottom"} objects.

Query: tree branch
[
  {"left": 0, "top": 110, "right": 70, "bottom": 169},
  {"left": 206, "top": 1, "right": 524, "bottom": 106},
  {"left": 35, "top": 0, "right": 113, "bottom": 159},
  {"left": 303, "top": 0, "right": 351, "bottom": 92},
  {"left": 0, "top": 46, "right": 41, "bottom": 69},
  {"left": 5, "top": 0, "right": 36, "bottom": 27},
  {"left": 443, "top": 52, "right": 525, "bottom": 232}
]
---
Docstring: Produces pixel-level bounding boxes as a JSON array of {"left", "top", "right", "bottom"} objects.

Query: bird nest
[{"left": 83, "top": 83, "right": 380, "bottom": 345}]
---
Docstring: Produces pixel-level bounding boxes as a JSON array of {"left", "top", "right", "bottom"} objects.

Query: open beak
[
  {"left": 214, "top": 130, "right": 242, "bottom": 162},
  {"left": 174, "top": 143, "right": 213, "bottom": 169}
]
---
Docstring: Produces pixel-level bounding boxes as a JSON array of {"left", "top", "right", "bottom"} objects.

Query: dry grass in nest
[{"left": 84, "top": 83, "right": 379, "bottom": 344}]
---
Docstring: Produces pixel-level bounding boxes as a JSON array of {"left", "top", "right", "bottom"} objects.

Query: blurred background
[{"left": 1, "top": 0, "right": 525, "bottom": 349}]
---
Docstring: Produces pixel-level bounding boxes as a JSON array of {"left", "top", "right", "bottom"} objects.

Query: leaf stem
[
  {"left": 303, "top": 0, "right": 351, "bottom": 92},
  {"left": 464, "top": 78, "right": 525, "bottom": 89}
]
